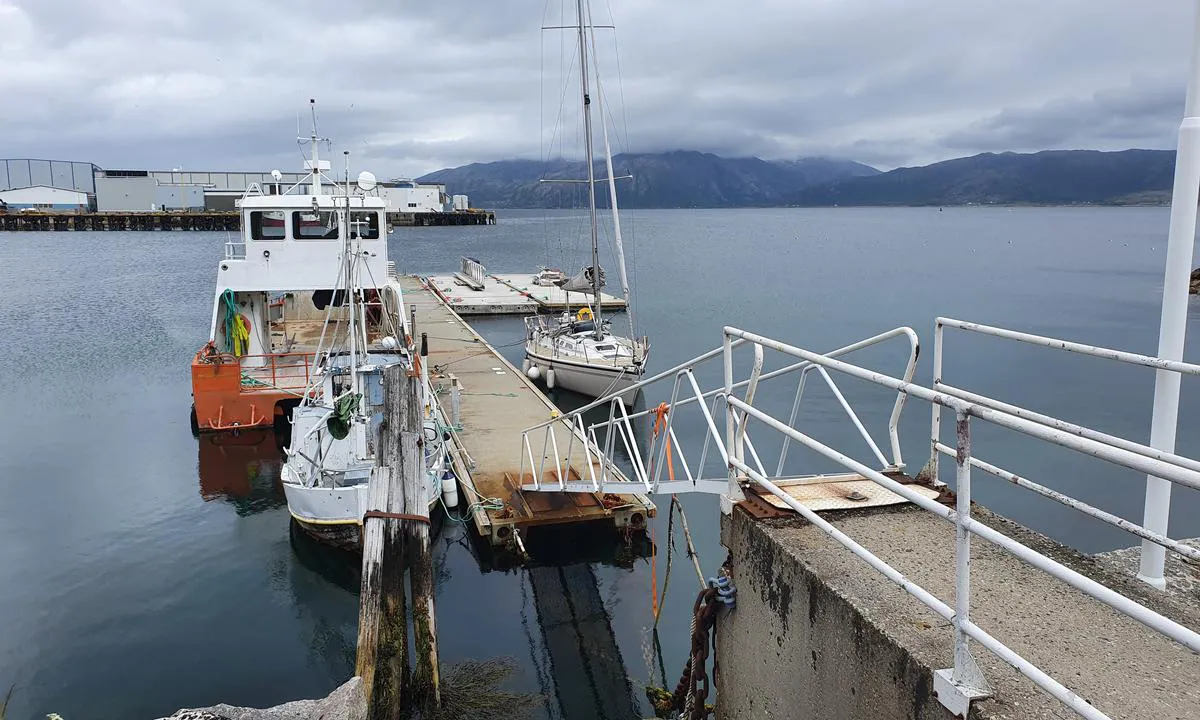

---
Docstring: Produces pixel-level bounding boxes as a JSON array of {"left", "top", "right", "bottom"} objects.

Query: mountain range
[{"left": 416, "top": 149, "right": 1177, "bottom": 208}]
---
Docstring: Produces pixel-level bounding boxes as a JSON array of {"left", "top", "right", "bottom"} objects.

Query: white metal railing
[
  {"left": 225, "top": 240, "right": 246, "bottom": 259},
  {"left": 923, "top": 318, "right": 1200, "bottom": 575},
  {"left": 516, "top": 322, "right": 1200, "bottom": 720},
  {"left": 518, "top": 326, "right": 919, "bottom": 496}
]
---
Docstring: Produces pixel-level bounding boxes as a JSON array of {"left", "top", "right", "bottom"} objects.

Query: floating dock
[
  {"left": 426, "top": 267, "right": 627, "bottom": 316},
  {"left": 401, "top": 274, "right": 654, "bottom": 546}
]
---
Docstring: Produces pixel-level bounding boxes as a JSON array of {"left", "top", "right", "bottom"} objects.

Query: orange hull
[{"left": 191, "top": 344, "right": 314, "bottom": 432}]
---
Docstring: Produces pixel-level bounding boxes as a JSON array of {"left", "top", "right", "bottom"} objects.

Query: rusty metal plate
[{"left": 754, "top": 477, "right": 939, "bottom": 512}]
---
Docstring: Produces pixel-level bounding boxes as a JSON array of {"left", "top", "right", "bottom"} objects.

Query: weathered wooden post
[{"left": 355, "top": 364, "right": 440, "bottom": 718}]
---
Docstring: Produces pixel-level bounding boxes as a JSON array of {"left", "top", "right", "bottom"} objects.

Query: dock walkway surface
[{"left": 400, "top": 274, "right": 654, "bottom": 545}]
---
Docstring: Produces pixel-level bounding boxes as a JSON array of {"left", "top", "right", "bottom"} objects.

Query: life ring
[
  {"left": 225, "top": 314, "right": 253, "bottom": 336},
  {"left": 576, "top": 307, "right": 593, "bottom": 322}
]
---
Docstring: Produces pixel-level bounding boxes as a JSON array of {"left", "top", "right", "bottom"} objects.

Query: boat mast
[
  {"left": 587, "top": 6, "right": 635, "bottom": 344},
  {"left": 343, "top": 151, "right": 358, "bottom": 394},
  {"left": 308, "top": 99, "right": 321, "bottom": 196},
  {"left": 575, "top": 0, "right": 603, "bottom": 339}
]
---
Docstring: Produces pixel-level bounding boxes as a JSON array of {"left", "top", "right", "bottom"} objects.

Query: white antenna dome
[
  {"left": 271, "top": 169, "right": 283, "bottom": 181},
  {"left": 357, "top": 170, "right": 377, "bottom": 191}
]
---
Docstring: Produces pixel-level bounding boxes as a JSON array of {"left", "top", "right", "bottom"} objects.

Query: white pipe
[
  {"left": 937, "top": 382, "right": 1200, "bottom": 474},
  {"left": 723, "top": 327, "right": 1200, "bottom": 492},
  {"left": 937, "top": 317, "right": 1200, "bottom": 376},
  {"left": 1141, "top": 0, "right": 1200, "bottom": 589},
  {"left": 952, "top": 410, "right": 974, "bottom": 683},
  {"left": 936, "top": 442, "right": 1200, "bottom": 563}
]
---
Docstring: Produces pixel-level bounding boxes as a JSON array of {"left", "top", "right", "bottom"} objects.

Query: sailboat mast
[
  {"left": 587, "top": 7, "right": 635, "bottom": 344},
  {"left": 575, "top": 0, "right": 603, "bottom": 339}
]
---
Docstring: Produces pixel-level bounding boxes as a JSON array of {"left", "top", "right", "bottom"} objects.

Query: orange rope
[
  {"left": 649, "top": 402, "right": 675, "bottom": 618},
  {"left": 650, "top": 525, "right": 659, "bottom": 618}
]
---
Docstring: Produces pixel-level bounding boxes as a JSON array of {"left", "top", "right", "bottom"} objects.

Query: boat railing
[
  {"left": 224, "top": 239, "right": 246, "bottom": 259},
  {"left": 238, "top": 352, "right": 314, "bottom": 394},
  {"left": 516, "top": 322, "right": 1200, "bottom": 720}
]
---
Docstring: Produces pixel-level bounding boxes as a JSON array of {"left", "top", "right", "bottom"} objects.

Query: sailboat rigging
[{"left": 523, "top": 0, "right": 650, "bottom": 404}]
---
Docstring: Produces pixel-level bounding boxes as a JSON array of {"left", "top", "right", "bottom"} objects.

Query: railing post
[
  {"left": 917, "top": 319, "right": 945, "bottom": 485},
  {"left": 1140, "top": 1, "right": 1200, "bottom": 589},
  {"left": 934, "top": 410, "right": 991, "bottom": 715},
  {"left": 449, "top": 374, "right": 461, "bottom": 428},
  {"left": 722, "top": 330, "right": 744, "bottom": 513}
]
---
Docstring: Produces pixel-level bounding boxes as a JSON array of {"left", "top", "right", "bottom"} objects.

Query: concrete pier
[{"left": 716, "top": 504, "right": 1199, "bottom": 720}]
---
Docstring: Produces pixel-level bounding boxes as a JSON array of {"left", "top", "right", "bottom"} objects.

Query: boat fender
[
  {"left": 522, "top": 358, "right": 531, "bottom": 374},
  {"left": 546, "top": 367, "right": 555, "bottom": 389},
  {"left": 441, "top": 469, "right": 459, "bottom": 508},
  {"left": 526, "top": 364, "right": 540, "bottom": 380}
]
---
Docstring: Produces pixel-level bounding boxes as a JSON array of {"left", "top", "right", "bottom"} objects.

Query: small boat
[
  {"left": 522, "top": 0, "right": 649, "bottom": 404},
  {"left": 532, "top": 266, "right": 567, "bottom": 286}
]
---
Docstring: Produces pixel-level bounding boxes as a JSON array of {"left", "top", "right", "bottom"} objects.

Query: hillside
[
  {"left": 416, "top": 151, "right": 878, "bottom": 208},
  {"left": 788, "top": 150, "right": 1176, "bottom": 206}
]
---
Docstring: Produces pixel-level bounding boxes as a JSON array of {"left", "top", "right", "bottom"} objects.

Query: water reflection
[
  {"left": 196, "top": 429, "right": 287, "bottom": 515},
  {"left": 524, "top": 562, "right": 641, "bottom": 720}
]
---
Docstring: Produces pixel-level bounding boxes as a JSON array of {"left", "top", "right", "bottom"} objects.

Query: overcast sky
[{"left": 1, "top": 0, "right": 1196, "bottom": 177}]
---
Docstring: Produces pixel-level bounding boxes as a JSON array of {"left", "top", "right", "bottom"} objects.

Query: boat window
[
  {"left": 595, "top": 344, "right": 615, "bottom": 351},
  {"left": 291, "top": 210, "right": 340, "bottom": 240},
  {"left": 249, "top": 210, "right": 285, "bottom": 240},
  {"left": 348, "top": 211, "right": 380, "bottom": 240}
]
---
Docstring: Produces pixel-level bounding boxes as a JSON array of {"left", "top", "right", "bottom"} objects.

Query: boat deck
[
  {"left": 425, "top": 272, "right": 626, "bottom": 316},
  {"left": 399, "top": 275, "right": 654, "bottom": 545}
]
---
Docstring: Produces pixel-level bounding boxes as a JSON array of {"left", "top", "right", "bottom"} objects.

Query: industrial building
[
  {"left": 0, "top": 158, "right": 471, "bottom": 215},
  {"left": 0, "top": 185, "right": 90, "bottom": 211}
]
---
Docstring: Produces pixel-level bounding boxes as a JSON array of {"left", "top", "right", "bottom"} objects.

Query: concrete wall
[
  {"left": 715, "top": 504, "right": 1200, "bottom": 720},
  {"left": 96, "top": 175, "right": 157, "bottom": 211}
]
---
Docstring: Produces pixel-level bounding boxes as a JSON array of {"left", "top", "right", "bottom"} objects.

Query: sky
[{"left": 1, "top": 0, "right": 1196, "bottom": 177}]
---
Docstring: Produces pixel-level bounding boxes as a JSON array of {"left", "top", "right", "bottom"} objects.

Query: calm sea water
[{"left": 1, "top": 207, "right": 1198, "bottom": 719}]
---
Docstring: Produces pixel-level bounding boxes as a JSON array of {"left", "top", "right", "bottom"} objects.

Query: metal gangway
[{"left": 517, "top": 320, "right": 1200, "bottom": 719}]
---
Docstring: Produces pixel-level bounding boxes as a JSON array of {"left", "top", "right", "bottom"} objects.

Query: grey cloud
[{"left": 0, "top": 0, "right": 1195, "bottom": 176}]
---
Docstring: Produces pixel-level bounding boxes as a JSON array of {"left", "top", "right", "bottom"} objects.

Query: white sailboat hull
[{"left": 525, "top": 347, "right": 643, "bottom": 404}]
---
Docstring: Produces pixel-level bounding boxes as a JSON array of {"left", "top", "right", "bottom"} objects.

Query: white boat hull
[{"left": 525, "top": 349, "right": 643, "bottom": 404}]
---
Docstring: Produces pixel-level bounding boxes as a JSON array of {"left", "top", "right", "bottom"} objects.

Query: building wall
[
  {"left": 155, "top": 185, "right": 205, "bottom": 210},
  {"left": 0, "top": 159, "right": 96, "bottom": 194},
  {"left": 378, "top": 184, "right": 443, "bottom": 213},
  {"left": 0, "top": 185, "right": 89, "bottom": 210},
  {"left": 95, "top": 176, "right": 158, "bottom": 212}
]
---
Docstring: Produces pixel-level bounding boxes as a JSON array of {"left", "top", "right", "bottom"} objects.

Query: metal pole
[
  {"left": 721, "top": 331, "right": 743, "bottom": 512},
  {"left": 1139, "top": 0, "right": 1200, "bottom": 589}
]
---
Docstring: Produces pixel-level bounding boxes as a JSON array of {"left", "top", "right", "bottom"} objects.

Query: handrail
[
  {"left": 517, "top": 321, "right": 1200, "bottom": 719},
  {"left": 928, "top": 316, "right": 1200, "bottom": 587}
]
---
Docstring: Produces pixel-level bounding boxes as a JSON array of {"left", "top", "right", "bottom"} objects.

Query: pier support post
[{"left": 356, "top": 366, "right": 440, "bottom": 717}]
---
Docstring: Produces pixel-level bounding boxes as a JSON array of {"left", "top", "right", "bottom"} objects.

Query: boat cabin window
[
  {"left": 595, "top": 344, "right": 615, "bottom": 352},
  {"left": 292, "top": 210, "right": 340, "bottom": 240},
  {"left": 348, "top": 211, "right": 380, "bottom": 240},
  {"left": 249, "top": 210, "right": 286, "bottom": 240}
]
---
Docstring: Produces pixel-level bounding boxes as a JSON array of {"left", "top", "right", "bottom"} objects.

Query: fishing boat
[
  {"left": 275, "top": 127, "right": 456, "bottom": 549},
  {"left": 522, "top": 0, "right": 649, "bottom": 403}
]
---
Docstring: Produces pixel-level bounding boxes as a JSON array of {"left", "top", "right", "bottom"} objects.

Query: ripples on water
[{"left": 1, "top": 207, "right": 1198, "bottom": 718}]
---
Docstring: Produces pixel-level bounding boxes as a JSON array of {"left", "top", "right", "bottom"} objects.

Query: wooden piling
[{"left": 355, "top": 365, "right": 440, "bottom": 718}]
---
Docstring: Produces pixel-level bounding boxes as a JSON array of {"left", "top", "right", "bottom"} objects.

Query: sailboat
[
  {"left": 522, "top": 0, "right": 650, "bottom": 404},
  {"left": 278, "top": 113, "right": 456, "bottom": 549}
]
